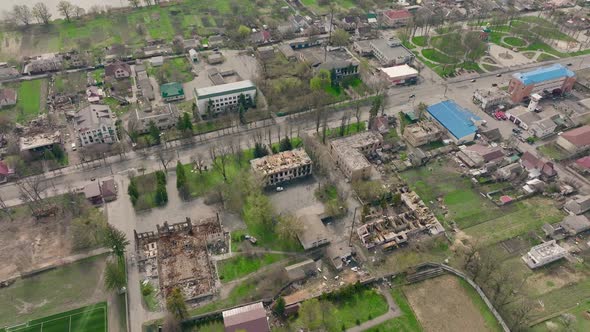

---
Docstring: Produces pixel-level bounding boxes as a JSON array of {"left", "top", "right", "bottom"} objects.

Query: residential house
[
  {"left": 556, "top": 125, "right": 590, "bottom": 154},
  {"left": 207, "top": 35, "right": 224, "bottom": 48},
  {"left": 160, "top": 82, "right": 185, "bottom": 102},
  {"left": 574, "top": 156, "right": 590, "bottom": 174},
  {"left": 403, "top": 120, "right": 444, "bottom": 147},
  {"left": 136, "top": 67, "right": 155, "bottom": 101},
  {"left": 457, "top": 144, "right": 504, "bottom": 168},
  {"left": 0, "top": 88, "right": 17, "bottom": 108},
  {"left": 86, "top": 86, "right": 105, "bottom": 103},
  {"left": 0, "top": 66, "right": 19, "bottom": 80},
  {"left": 105, "top": 61, "right": 132, "bottom": 79},
  {"left": 564, "top": 195, "right": 590, "bottom": 215},
  {"left": 0, "top": 160, "right": 14, "bottom": 184},
  {"left": 381, "top": 9, "right": 413, "bottom": 27},
  {"left": 101, "top": 178, "right": 118, "bottom": 202},
  {"left": 520, "top": 151, "right": 557, "bottom": 180},
  {"left": 222, "top": 302, "right": 270, "bottom": 332},
  {"left": 522, "top": 240, "right": 567, "bottom": 269},
  {"left": 207, "top": 53, "right": 224, "bottom": 64},
  {"left": 188, "top": 49, "right": 199, "bottom": 62},
  {"left": 278, "top": 44, "right": 296, "bottom": 60},
  {"left": 149, "top": 56, "right": 164, "bottom": 67},
  {"left": 251, "top": 30, "right": 272, "bottom": 45},
  {"left": 23, "top": 54, "right": 63, "bottom": 74},
  {"left": 297, "top": 212, "right": 330, "bottom": 250},
  {"left": 83, "top": 182, "right": 103, "bottom": 205},
  {"left": 84, "top": 178, "right": 119, "bottom": 204},
  {"left": 494, "top": 163, "right": 523, "bottom": 180},
  {"left": 74, "top": 104, "right": 118, "bottom": 147}
]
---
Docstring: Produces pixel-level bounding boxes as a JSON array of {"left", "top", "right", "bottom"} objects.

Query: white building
[
  {"left": 130, "top": 103, "right": 179, "bottom": 134},
  {"left": 522, "top": 240, "right": 567, "bottom": 269},
  {"left": 380, "top": 65, "right": 418, "bottom": 86},
  {"left": 74, "top": 104, "right": 118, "bottom": 146},
  {"left": 194, "top": 80, "right": 257, "bottom": 114},
  {"left": 472, "top": 89, "right": 509, "bottom": 110}
]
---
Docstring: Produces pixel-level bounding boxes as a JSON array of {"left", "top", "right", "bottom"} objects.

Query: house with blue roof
[
  {"left": 426, "top": 100, "right": 482, "bottom": 143},
  {"left": 508, "top": 64, "right": 576, "bottom": 103}
]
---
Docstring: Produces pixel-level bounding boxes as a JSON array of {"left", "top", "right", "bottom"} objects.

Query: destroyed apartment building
[
  {"left": 250, "top": 149, "right": 312, "bottom": 186},
  {"left": 134, "top": 217, "right": 226, "bottom": 302},
  {"left": 330, "top": 131, "right": 383, "bottom": 181},
  {"left": 357, "top": 190, "right": 444, "bottom": 251}
]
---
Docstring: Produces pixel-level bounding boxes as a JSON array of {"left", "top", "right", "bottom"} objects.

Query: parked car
[{"left": 276, "top": 186, "right": 284, "bottom": 192}]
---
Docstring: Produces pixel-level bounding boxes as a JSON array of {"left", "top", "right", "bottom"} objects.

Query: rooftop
[
  {"left": 74, "top": 104, "right": 114, "bottom": 132},
  {"left": 19, "top": 131, "right": 61, "bottom": 151},
  {"left": 427, "top": 100, "right": 481, "bottom": 139},
  {"left": 512, "top": 63, "right": 575, "bottom": 86},
  {"left": 223, "top": 302, "right": 270, "bottom": 332},
  {"left": 527, "top": 240, "right": 567, "bottom": 260},
  {"left": 384, "top": 9, "right": 412, "bottom": 20},
  {"left": 561, "top": 125, "right": 590, "bottom": 147},
  {"left": 380, "top": 64, "right": 418, "bottom": 78},
  {"left": 195, "top": 80, "right": 256, "bottom": 100},
  {"left": 250, "top": 149, "right": 311, "bottom": 175},
  {"left": 369, "top": 39, "right": 413, "bottom": 60},
  {"left": 331, "top": 131, "right": 382, "bottom": 171}
]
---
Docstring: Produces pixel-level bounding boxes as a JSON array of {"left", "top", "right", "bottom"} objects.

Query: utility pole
[
  {"left": 349, "top": 206, "right": 358, "bottom": 247},
  {"left": 325, "top": 6, "right": 334, "bottom": 62}
]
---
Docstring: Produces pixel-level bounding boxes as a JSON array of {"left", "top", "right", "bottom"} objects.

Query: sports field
[{"left": 0, "top": 302, "right": 107, "bottom": 332}]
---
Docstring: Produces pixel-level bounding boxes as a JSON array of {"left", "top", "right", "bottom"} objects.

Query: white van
[{"left": 71, "top": 143, "right": 77, "bottom": 151}]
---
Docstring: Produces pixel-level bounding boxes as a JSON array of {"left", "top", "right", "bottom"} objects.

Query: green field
[
  {"left": 8, "top": 79, "right": 45, "bottom": 123},
  {"left": 504, "top": 36, "right": 527, "bottom": 47},
  {"left": 421, "top": 48, "right": 457, "bottom": 64},
  {"left": 0, "top": 302, "right": 107, "bottom": 332},
  {"left": 217, "top": 253, "right": 287, "bottom": 282},
  {"left": 411, "top": 36, "right": 427, "bottom": 47},
  {"left": 366, "top": 288, "right": 422, "bottom": 332},
  {"left": 0, "top": 255, "right": 108, "bottom": 327}
]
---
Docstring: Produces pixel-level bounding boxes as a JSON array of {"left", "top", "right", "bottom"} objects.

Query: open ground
[{"left": 403, "top": 275, "right": 502, "bottom": 332}]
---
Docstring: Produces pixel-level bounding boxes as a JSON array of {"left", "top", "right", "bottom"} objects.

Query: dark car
[
  {"left": 492, "top": 83, "right": 498, "bottom": 87},
  {"left": 567, "top": 63, "right": 573, "bottom": 66},
  {"left": 496, "top": 74, "right": 502, "bottom": 77}
]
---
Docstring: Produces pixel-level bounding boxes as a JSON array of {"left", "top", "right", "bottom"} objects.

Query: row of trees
[{"left": 8, "top": 1, "right": 86, "bottom": 26}]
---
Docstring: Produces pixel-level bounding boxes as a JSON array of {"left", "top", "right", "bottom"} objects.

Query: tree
[
  {"left": 182, "top": 112, "right": 193, "bottom": 132},
  {"left": 415, "top": 102, "right": 428, "bottom": 119},
  {"left": 331, "top": 29, "right": 350, "bottom": 46},
  {"left": 155, "top": 185, "right": 168, "bottom": 206},
  {"left": 279, "top": 136, "right": 293, "bottom": 152},
  {"left": 276, "top": 214, "right": 302, "bottom": 242},
  {"left": 176, "top": 161, "right": 189, "bottom": 198},
  {"left": 162, "top": 315, "right": 181, "bottom": 332},
  {"left": 144, "top": 0, "right": 154, "bottom": 6},
  {"left": 12, "top": 5, "right": 32, "bottom": 26},
  {"left": 104, "top": 225, "right": 130, "bottom": 261},
  {"left": 0, "top": 195, "right": 12, "bottom": 220},
  {"left": 148, "top": 121, "right": 161, "bottom": 145},
  {"left": 32, "top": 3, "right": 52, "bottom": 24},
  {"left": 128, "top": 178, "right": 139, "bottom": 205},
  {"left": 74, "top": 6, "right": 85, "bottom": 18},
  {"left": 274, "top": 296, "right": 286, "bottom": 316},
  {"left": 166, "top": 287, "right": 188, "bottom": 320},
  {"left": 253, "top": 142, "right": 268, "bottom": 158},
  {"left": 310, "top": 69, "right": 332, "bottom": 91},
  {"left": 209, "top": 145, "right": 230, "bottom": 182},
  {"left": 237, "top": 25, "right": 251, "bottom": 40},
  {"left": 104, "top": 260, "right": 126, "bottom": 291},
  {"left": 296, "top": 298, "right": 323, "bottom": 330},
  {"left": 57, "top": 1, "right": 74, "bottom": 21},
  {"left": 128, "top": 0, "right": 141, "bottom": 8}
]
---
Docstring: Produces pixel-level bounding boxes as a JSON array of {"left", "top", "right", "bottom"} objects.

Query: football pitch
[{"left": 0, "top": 302, "right": 107, "bottom": 332}]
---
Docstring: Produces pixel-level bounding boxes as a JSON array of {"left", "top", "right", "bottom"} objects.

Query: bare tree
[
  {"left": 143, "top": 0, "right": 154, "bottom": 6},
  {"left": 16, "top": 176, "right": 48, "bottom": 214},
  {"left": 191, "top": 153, "right": 206, "bottom": 174},
  {"left": 57, "top": 1, "right": 74, "bottom": 21},
  {"left": 209, "top": 144, "right": 230, "bottom": 182},
  {"left": 74, "top": 6, "right": 85, "bottom": 18},
  {"left": 156, "top": 149, "right": 174, "bottom": 172},
  {"left": 12, "top": 5, "right": 32, "bottom": 26},
  {"left": 128, "top": 0, "right": 141, "bottom": 8},
  {"left": 32, "top": 3, "right": 52, "bottom": 24},
  {"left": 508, "top": 300, "right": 534, "bottom": 331},
  {"left": 0, "top": 195, "right": 12, "bottom": 220}
]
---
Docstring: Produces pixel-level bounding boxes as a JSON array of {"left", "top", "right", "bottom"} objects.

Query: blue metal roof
[
  {"left": 513, "top": 63, "right": 575, "bottom": 86},
  {"left": 427, "top": 100, "right": 481, "bottom": 140}
]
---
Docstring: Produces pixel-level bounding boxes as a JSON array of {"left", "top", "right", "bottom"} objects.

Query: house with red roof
[
  {"left": 382, "top": 9, "right": 412, "bottom": 27},
  {"left": 520, "top": 152, "right": 557, "bottom": 180},
  {"left": 574, "top": 156, "right": 590, "bottom": 174},
  {"left": 0, "top": 160, "right": 15, "bottom": 183},
  {"left": 556, "top": 125, "right": 590, "bottom": 154}
]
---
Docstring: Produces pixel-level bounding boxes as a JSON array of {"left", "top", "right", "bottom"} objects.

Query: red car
[{"left": 494, "top": 111, "right": 507, "bottom": 120}]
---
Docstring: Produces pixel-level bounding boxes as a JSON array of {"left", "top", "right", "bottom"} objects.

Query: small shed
[
  {"left": 149, "top": 56, "right": 164, "bottom": 67},
  {"left": 188, "top": 49, "right": 198, "bottom": 62}
]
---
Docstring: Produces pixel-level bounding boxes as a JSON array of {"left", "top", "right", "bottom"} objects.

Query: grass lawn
[
  {"left": 366, "top": 288, "right": 422, "bottom": 332},
  {"left": 538, "top": 143, "right": 570, "bottom": 161},
  {"left": 421, "top": 48, "right": 457, "bottom": 64},
  {"left": 538, "top": 53, "right": 559, "bottom": 61},
  {"left": 411, "top": 36, "right": 427, "bottom": 47},
  {"left": 504, "top": 36, "right": 527, "bottom": 47},
  {"left": 295, "top": 288, "right": 389, "bottom": 330},
  {"left": 326, "top": 121, "right": 366, "bottom": 139},
  {"left": 0, "top": 302, "right": 107, "bottom": 332},
  {"left": 147, "top": 57, "right": 194, "bottom": 84},
  {"left": 531, "top": 299, "right": 590, "bottom": 331},
  {"left": 184, "top": 149, "right": 254, "bottom": 198},
  {"left": 270, "top": 137, "right": 303, "bottom": 153},
  {"left": 131, "top": 172, "right": 162, "bottom": 210},
  {"left": 13, "top": 79, "right": 44, "bottom": 123},
  {"left": 0, "top": 254, "right": 108, "bottom": 327},
  {"left": 400, "top": 162, "right": 507, "bottom": 229},
  {"left": 482, "top": 64, "right": 501, "bottom": 71},
  {"left": 217, "top": 253, "right": 287, "bottom": 283},
  {"left": 463, "top": 197, "right": 565, "bottom": 246}
]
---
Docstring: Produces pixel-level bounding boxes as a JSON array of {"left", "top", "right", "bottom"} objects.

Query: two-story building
[
  {"left": 74, "top": 104, "right": 118, "bottom": 146},
  {"left": 194, "top": 80, "right": 257, "bottom": 115}
]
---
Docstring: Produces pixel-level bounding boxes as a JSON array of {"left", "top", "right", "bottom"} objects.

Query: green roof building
[{"left": 161, "top": 82, "right": 185, "bottom": 102}]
